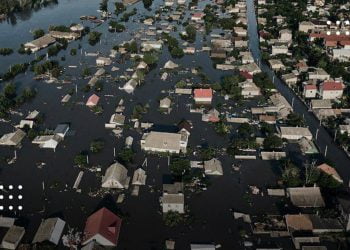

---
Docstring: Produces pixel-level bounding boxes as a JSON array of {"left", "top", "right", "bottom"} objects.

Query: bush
[
  {"left": 0, "top": 48, "right": 13, "bottom": 56},
  {"left": 90, "top": 139, "right": 105, "bottom": 153},
  {"left": 74, "top": 153, "right": 88, "bottom": 166},
  {"left": 33, "top": 29, "right": 45, "bottom": 39},
  {"left": 163, "top": 211, "right": 183, "bottom": 227},
  {"left": 88, "top": 31, "right": 102, "bottom": 46},
  {"left": 117, "top": 148, "right": 134, "bottom": 164}
]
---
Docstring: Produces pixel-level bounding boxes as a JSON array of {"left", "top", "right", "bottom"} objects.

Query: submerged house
[
  {"left": 161, "top": 182, "right": 185, "bottom": 214},
  {"left": 32, "top": 135, "right": 61, "bottom": 150},
  {"left": 83, "top": 207, "right": 122, "bottom": 247},
  {"left": 24, "top": 34, "right": 56, "bottom": 52},
  {"left": 86, "top": 94, "right": 100, "bottom": 107},
  {"left": 204, "top": 158, "right": 223, "bottom": 175},
  {"left": 193, "top": 88, "right": 213, "bottom": 104},
  {"left": 1, "top": 226, "right": 25, "bottom": 250},
  {"left": 32, "top": 217, "right": 66, "bottom": 245},
  {"left": 0, "top": 129, "right": 26, "bottom": 146},
  {"left": 141, "top": 131, "right": 189, "bottom": 154},
  {"left": 102, "top": 162, "right": 130, "bottom": 189},
  {"left": 287, "top": 186, "right": 325, "bottom": 208},
  {"left": 132, "top": 168, "right": 147, "bottom": 185}
]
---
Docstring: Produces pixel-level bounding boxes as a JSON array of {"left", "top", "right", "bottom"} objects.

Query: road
[{"left": 246, "top": 0, "right": 350, "bottom": 182}]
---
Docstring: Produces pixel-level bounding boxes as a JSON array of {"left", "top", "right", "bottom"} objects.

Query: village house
[
  {"left": 333, "top": 48, "right": 350, "bottom": 62},
  {"left": 122, "top": 79, "right": 138, "bottom": 94},
  {"left": 24, "top": 34, "right": 56, "bottom": 52},
  {"left": 234, "top": 26, "right": 247, "bottom": 37},
  {"left": 96, "top": 57, "right": 112, "bottom": 66},
  {"left": 319, "top": 80, "right": 344, "bottom": 100},
  {"left": 32, "top": 135, "right": 61, "bottom": 150},
  {"left": 282, "top": 73, "right": 298, "bottom": 86},
  {"left": 162, "top": 182, "right": 185, "bottom": 214},
  {"left": 269, "top": 93, "right": 292, "bottom": 118},
  {"left": 86, "top": 94, "right": 100, "bottom": 107},
  {"left": 303, "top": 84, "right": 317, "bottom": 98},
  {"left": 164, "top": 60, "right": 179, "bottom": 70},
  {"left": 240, "top": 81, "right": 261, "bottom": 98},
  {"left": 210, "top": 48, "right": 227, "bottom": 59},
  {"left": 54, "top": 123, "right": 70, "bottom": 139},
  {"left": 49, "top": 30, "right": 80, "bottom": 40},
  {"left": 261, "top": 151, "right": 286, "bottom": 160},
  {"left": 295, "top": 60, "right": 309, "bottom": 73},
  {"left": 299, "top": 21, "right": 315, "bottom": 33},
  {"left": 202, "top": 108, "right": 220, "bottom": 123},
  {"left": 191, "top": 13, "right": 205, "bottom": 22},
  {"left": 122, "top": 0, "right": 140, "bottom": 5},
  {"left": 204, "top": 158, "right": 223, "bottom": 175},
  {"left": 141, "top": 40, "right": 163, "bottom": 51},
  {"left": 308, "top": 68, "right": 330, "bottom": 81},
  {"left": 32, "top": 217, "right": 66, "bottom": 245},
  {"left": 279, "top": 29, "right": 292, "bottom": 43},
  {"left": 279, "top": 127, "right": 313, "bottom": 140},
  {"left": 141, "top": 131, "right": 189, "bottom": 154},
  {"left": 317, "top": 163, "right": 343, "bottom": 183},
  {"left": 136, "top": 61, "right": 148, "bottom": 71},
  {"left": 191, "top": 244, "right": 216, "bottom": 250},
  {"left": 234, "top": 38, "right": 248, "bottom": 48},
  {"left": 1, "top": 225, "right": 25, "bottom": 250},
  {"left": 239, "top": 63, "right": 261, "bottom": 75},
  {"left": 83, "top": 207, "right": 122, "bottom": 247},
  {"left": 143, "top": 18, "right": 154, "bottom": 26},
  {"left": 132, "top": 168, "right": 147, "bottom": 185},
  {"left": 184, "top": 47, "right": 195, "bottom": 54},
  {"left": 70, "top": 23, "right": 84, "bottom": 33},
  {"left": 339, "top": 124, "right": 350, "bottom": 134},
  {"left": 286, "top": 186, "right": 325, "bottom": 208},
  {"left": 259, "top": 115, "right": 276, "bottom": 124},
  {"left": 193, "top": 88, "right": 213, "bottom": 104},
  {"left": 0, "top": 129, "right": 26, "bottom": 146},
  {"left": 211, "top": 38, "right": 232, "bottom": 48},
  {"left": 269, "top": 59, "right": 285, "bottom": 71},
  {"left": 271, "top": 45, "right": 289, "bottom": 56},
  {"left": 337, "top": 193, "right": 350, "bottom": 231},
  {"left": 105, "top": 113, "right": 126, "bottom": 128},
  {"left": 311, "top": 99, "right": 332, "bottom": 109},
  {"left": 101, "top": 162, "right": 130, "bottom": 189},
  {"left": 160, "top": 97, "right": 172, "bottom": 109}
]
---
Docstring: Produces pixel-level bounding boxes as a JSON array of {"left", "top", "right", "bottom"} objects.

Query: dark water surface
[{"left": 0, "top": 0, "right": 294, "bottom": 249}]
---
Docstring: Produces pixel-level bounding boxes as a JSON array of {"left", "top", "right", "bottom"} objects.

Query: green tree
[
  {"left": 170, "top": 158, "right": 190, "bottom": 178},
  {"left": 117, "top": 148, "right": 134, "bottom": 164},
  {"left": 263, "top": 135, "right": 283, "bottom": 150},
  {"left": 163, "top": 211, "right": 183, "bottom": 227},
  {"left": 33, "top": 29, "right": 45, "bottom": 39},
  {"left": 90, "top": 139, "right": 105, "bottom": 153}
]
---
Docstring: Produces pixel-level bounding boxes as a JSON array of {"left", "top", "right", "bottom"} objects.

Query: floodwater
[
  {"left": 0, "top": 0, "right": 300, "bottom": 249},
  {"left": 246, "top": 0, "right": 350, "bottom": 184}
]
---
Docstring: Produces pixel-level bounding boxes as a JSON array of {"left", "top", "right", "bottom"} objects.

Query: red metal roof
[
  {"left": 322, "top": 81, "right": 343, "bottom": 91},
  {"left": 86, "top": 94, "right": 100, "bottom": 106},
  {"left": 240, "top": 70, "right": 253, "bottom": 80},
  {"left": 192, "top": 13, "right": 205, "bottom": 18},
  {"left": 194, "top": 88, "right": 213, "bottom": 98},
  {"left": 84, "top": 207, "right": 122, "bottom": 246},
  {"left": 304, "top": 84, "right": 317, "bottom": 90}
]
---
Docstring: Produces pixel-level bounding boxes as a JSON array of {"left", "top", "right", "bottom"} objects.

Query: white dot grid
[{"left": 0, "top": 185, "right": 23, "bottom": 211}]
